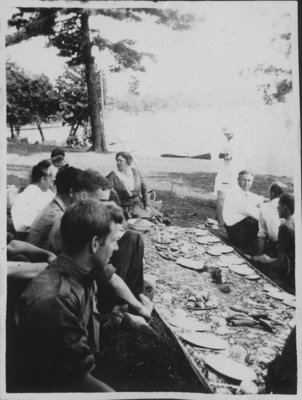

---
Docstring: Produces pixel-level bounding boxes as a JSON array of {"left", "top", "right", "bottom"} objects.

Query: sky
[
  {"left": 2, "top": 1, "right": 300, "bottom": 176},
  {"left": 4, "top": 1, "right": 297, "bottom": 106}
]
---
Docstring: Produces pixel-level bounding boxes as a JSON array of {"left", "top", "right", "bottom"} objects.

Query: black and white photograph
[{"left": 0, "top": 0, "right": 300, "bottom": 397}]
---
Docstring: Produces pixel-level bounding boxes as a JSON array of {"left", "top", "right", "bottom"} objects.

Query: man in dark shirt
[
  {"left": 15, "top": 200, "right": 151, "bottom": 392},
  {"left": 46, "top": 169, "right": 153, "bottom": 310},
  {"left": 252, "top": 193, "right": 295, "bottom": 294},
  {"left": 27, "top": 166, "right": 81, "bottom": 248}
]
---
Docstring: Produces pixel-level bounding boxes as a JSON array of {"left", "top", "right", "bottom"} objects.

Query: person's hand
[
  {"left": 46, "top": 251, "right": 57, "bottom": 263},
  {"left": 124, "top": 312, "right": 158, "bottom": 338},
  {"left": 145, "top": 206, "right": 151, "bottom": 212},
  {"left": 136, "top": 303, "right": 152, "bottom": 321},
  {"left": 138, "top": 293, "right": 154, "bottom": 314},
  {"left": 252, "top": 254, "right": 272, "bottom": 264}
]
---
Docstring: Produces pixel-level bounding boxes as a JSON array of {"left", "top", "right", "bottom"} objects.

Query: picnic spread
[{"left": 133, "top": 220, "right": 296, "bottom": 395}]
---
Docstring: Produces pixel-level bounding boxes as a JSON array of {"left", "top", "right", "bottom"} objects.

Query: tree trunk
[
  {"left": 36, "top": 122, "right": 45, "bottom": 141},
  {"left": 10, "top": 123, "right": 15, "bottom": 139},
  {"left": 81, "top": 12, "right": 107, "bottom": 152},
  {"left": 15, "top": 125, "right": 20, "bottom": 137}
]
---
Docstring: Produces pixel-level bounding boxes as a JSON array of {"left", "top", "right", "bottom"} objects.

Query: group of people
[
  {"left": 7, "top": 148, "right": 161, "bottom": 392},
  {"left": 6, "top": 145, "right": 296, "bottom": 393},
  {"left": 215, "top": 146, "right": 295, "bottom": 294}
]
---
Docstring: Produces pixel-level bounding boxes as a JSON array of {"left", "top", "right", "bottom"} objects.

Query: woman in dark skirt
[{"left": 106, "top": 151, "right": 162, "bottom": 221}]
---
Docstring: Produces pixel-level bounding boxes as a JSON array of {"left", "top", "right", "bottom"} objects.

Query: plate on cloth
[
  {"left": 195, "top": 237, "right": 211, "bottom": 245},
  {"left": 176, "top": 258, "right": 204, "bottom": 271},
  {"left": 127, "top": 219, "right": 154, "bottom": 232},
  {"left": 206, "top": 247, "right": 223, "bottom": 256},
  {"left": 202, "top": 354, "right": 257, "bottom": 382},
  {"left": 263, "top": 284, "right": 275, "bottom": 292},
  {"left": 151, "top": 233, "right": 172, "bottom": 244},
  {"left": 245, "top": 300, "right": 272, "bottom": 310},
  {"left": 183, "top": 302, "right": 218, "bottom": 311},
  {"left": 182, "top": 333, "right": 228, "bottom": 350},
  {"left": 246, "top": 274, "right": 260, "bottom": 281},
  {"left": 266, "top": 290, "right": 288, "bottom": 301},
  {"left": 283, "top": 298, "right": 296, "bottom": 308},
  {"left": 229, "top": 264, "right": 255, "bottom": 276},
  {"left": 216, "top": 245, "right": 234, "bottom": 254},
  {"left": 218, "top": 255, "right": 246, "bottom": 266},
  {"left": 169, "top": 317, "right": 211, "bottom": 332}
]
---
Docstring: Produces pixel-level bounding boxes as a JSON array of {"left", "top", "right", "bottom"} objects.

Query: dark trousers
[
  {"left": 225, "top": 217, "right": 259, "bottom": 255},
  {"left": 97, "top": 230, "right": 144, "bottom": 313}
]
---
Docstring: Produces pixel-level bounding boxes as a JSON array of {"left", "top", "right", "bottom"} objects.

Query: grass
[{"left": 7, "top": 142, "right": 294, "bottom": 227}]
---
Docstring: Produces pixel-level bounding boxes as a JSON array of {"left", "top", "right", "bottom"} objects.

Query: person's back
[
  {"left": 16, "top": 258, "right": 96, "bottom": 387},
  {"left": 27, "top": 167, "right": 81, "bottom": 248}
]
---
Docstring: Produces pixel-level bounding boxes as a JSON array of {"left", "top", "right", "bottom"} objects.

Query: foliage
[
  {"left": 240, "top": 12, "right": 292, "bottom": 105},
  {"left": 6, "top": 60, "right": 59, "bottom": 139},
  {"left": 7, "top": 7, "right": 195, "bottom": 149},
  {"left": 55, "top": 65, "right": 106, "bottom": 131}
]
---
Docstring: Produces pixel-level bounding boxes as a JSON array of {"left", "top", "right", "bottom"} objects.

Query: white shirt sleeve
[{"left": 11, "top": 185, "right": 54, "bottom": 232}]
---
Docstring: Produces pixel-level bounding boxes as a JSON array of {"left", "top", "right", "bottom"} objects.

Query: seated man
[
  {"left": 27, "top": 166, "right": 81, "bottom": 249},
  {"left": 256, "top": 181, "right": 287, "bottom": 256},
  {"left": 14, "top": 200, "right": 152, "bottom": 392},
  {"left": 50, "top": 147, "right": 68, "bottom": 170},
  {"left": 11, "top": 160, "right": 55, "bottom": 237},
  {"left": 253, "top": 193, "right": 295, "bottom": 294},
  {"left": 223, "top": 170, "right": 265, "bottom": 254},
  {"left": 46, "top": 169, "right": 152, "bottom": 310}
]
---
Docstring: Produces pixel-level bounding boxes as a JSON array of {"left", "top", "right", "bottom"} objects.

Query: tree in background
[
  {"left": 7, "top": 7, "right": 194, "bottom": 151},
  {"left": 240, "top": 12, "right": 292, "bottom": 105},
  {"left": 6, "top": 60, "right": 59, "bottom": 140}
]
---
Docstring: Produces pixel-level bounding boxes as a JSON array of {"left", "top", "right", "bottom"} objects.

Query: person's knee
[{"left": 119, "top": 230, "right": 144, "bottom": 251}]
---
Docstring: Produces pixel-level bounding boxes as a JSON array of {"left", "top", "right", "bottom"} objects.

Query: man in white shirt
[
  {"left": 11, "top": 160, "right": 55, "bottom": 237},
  {"left": 223, "top": 170, "right": 265, "bottom": 253},
  {"left": 256, "top": 181, "right": 287, "bottom": 256}
]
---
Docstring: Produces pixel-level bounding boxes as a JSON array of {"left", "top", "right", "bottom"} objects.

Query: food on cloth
[
  {"left": 237, "top": 380, "right": 258, "bottom": 394},
  {"left": 182, "top": 333, "right": 228, "bottom": 350},
  {"left": 176, "top": 257, "right": 204, "bottom": 271},
  {"left": 205, "top": 218, "right": 219, "bottom": 229},
  {"left": 152, "top": 232, "right": 172, "bottom": 244},
  {"left": 183, "top": 291, "right": 218, "bottom": 309},
  {"left": 220, "top": 284, "right": 231, "bottom": 293},
  {"left": 245, "top": 299, "right": 272, "bottom": 310},
  {"left": 127, "top": 218, "right": 154, "bottom": 232},
  {"left": 203, "top": 354, "right": 257, "bottom": 382},
  {"left": 185, "top": 227, "right": 208, "bottom": 236}
]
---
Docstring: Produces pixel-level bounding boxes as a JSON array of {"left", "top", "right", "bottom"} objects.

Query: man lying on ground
[
  {"left": 16, "top": 200, "right": 153, "bottom": 392},
  {"left": 46, "top": 168, "right": 153, "bottom": 310},
  {"left": 222, "top": 169, "right": 266, "bottom": 254},
  {"left": 252, "top": 193, "right": 295, "bottom": 294},
  {"left": 256, "top": 181, "right": 287, "bottom": 256}
]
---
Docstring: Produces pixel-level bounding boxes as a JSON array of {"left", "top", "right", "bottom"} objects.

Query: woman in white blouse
[{"left": 106, "top": 152, "right": 161, "bottom": 220}]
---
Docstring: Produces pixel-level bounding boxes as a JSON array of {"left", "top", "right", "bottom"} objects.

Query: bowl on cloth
[{"left": 127, "top": 218, "right": 154, "bottom": 232}]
